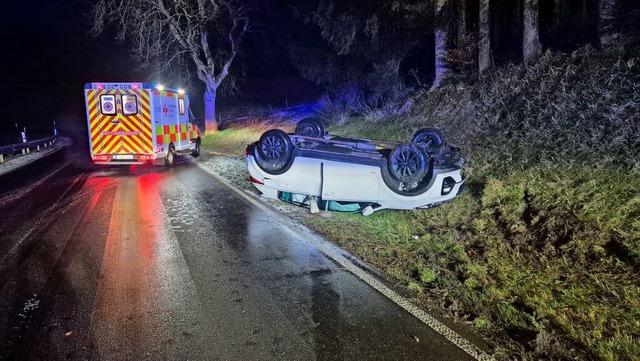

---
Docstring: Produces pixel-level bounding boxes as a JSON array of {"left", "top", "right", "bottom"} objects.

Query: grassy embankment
[{"left": 202, "top": 42, "right": 640, "bottom": 360}]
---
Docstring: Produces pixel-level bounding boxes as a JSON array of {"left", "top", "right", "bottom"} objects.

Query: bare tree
[
  {"left": 91, "top": 0, "right": 249, "bottom": 134},
  {"left": 523, "top": 0, "right": 541, "bottom": 63}
]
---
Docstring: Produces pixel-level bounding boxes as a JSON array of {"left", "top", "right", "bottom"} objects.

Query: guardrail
[{"left": 0, "top": 135, "right": 59, "bottom": 164}]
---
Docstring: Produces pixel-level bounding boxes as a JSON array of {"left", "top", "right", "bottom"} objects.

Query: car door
[
  {"left": 321, "top": 161, "right": 379, "bottom": 203},
  {"left": 276, "top": 156, "right": 323, "bottom": 196}
]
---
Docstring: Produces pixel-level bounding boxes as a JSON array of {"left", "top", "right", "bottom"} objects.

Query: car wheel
[
  {"left": 254, "top": 129, "right": 295, "bottom": 175},
  {"left": 388, "top": 143, "right": 429, "bottom": 184},
  {"left": 191, "top": 138, "right": 201, "bottom": 157},
  {"left": 412, "top": 128, "right": 445, "bottom": 149},
  {"left": 294, "top": 118, "right": 325, "bottom": 138},
  {"left": 381, "top": 151, "right": 433, "bottom": 196},
  {"left": 165, "top": 145, "right": 175, "bottom": 167}
]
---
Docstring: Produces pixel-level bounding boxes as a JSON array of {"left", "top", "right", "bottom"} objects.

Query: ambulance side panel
[
  {"left": 153, "top": 90, "right": 194, "bottom": 153},
  {"left": 153, "top": 91, "right": 169, "bottom": 155}
]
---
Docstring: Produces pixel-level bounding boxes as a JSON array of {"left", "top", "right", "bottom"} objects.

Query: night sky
[
  {"left": 0, "top": 0, "right": 318, "bottom": 136},
  {"left": 1, "top": 0, "right": 146, "bottom": 132}
]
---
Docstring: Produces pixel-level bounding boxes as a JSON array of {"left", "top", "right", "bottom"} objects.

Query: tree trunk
[
  {"left": 433, "top": 29, "right": 450, "bottom": 88},
  {"left": 479, "top": 0, "right": 491, "bottom": 74},
  {"left": 457, "top": 0, "right": 467, "bottom": 42},
  {"left": 599, "top": 0, "right": 618, "bottom": 46},
  {"left": 523, "top": 0, "right": 541, "bottom": 63},
  {"left": 433, "top": 0, "right": 451, "bottom": 88},
  {"left": 204, "top": 88, "right": 218, "bottom": 134}
]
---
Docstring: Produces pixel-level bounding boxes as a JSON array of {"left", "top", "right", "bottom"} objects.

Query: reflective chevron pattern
[{"left": 86, "top": 89, "right": 153, "bottom": 155}]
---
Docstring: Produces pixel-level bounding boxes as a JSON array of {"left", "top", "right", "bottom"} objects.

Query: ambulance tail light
[
  {"left": 93, "top": 155, "right": 109, "bottom": 162},
  {"left": 139, "top": 154, "right": 156, "bottom": 161}
]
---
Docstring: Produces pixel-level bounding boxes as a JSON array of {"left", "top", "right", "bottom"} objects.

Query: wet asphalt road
[{"left": 0, "top": 151, "right": 476, "bottom": 360}]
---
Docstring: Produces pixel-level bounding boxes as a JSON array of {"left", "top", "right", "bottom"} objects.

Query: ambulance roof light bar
[
  {"left": 155, "top": 83, "right": 187, "bottom": 95},
  {"left": 80, "top": 82, "right": 183, "bottom": 93},
  {"left": 84, "top": 82, "right": 152, "bottom": 90}
]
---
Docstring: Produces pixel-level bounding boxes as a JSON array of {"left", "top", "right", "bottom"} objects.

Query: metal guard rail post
[{"left": 0, "top": 135, "right": 59, "bottom": 164}]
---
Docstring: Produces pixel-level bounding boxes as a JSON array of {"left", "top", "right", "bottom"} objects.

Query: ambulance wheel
[
  {"left": 254, "top": 129, "right": 294, "bottom": 175},
  {"left": 165, "top": 145, "right": 175, "bottom": 167},
  {"left": 191, "top": 138, "right": 201, "bottom": 158}
]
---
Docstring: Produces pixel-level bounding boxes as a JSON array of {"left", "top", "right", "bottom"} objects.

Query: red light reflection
[{"left": 136, "top": 173, "right": 165, "bottom": 259}]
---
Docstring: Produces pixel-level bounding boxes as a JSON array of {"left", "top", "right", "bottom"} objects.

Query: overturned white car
[{"left": 246, "top": 119, "right": 465, "bottom": 215}]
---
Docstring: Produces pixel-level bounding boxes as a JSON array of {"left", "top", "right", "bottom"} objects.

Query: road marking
[{"left": 196, "top": 161, "right": 495, "bottom": 361}]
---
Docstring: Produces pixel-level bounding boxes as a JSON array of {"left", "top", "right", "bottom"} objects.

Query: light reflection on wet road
[{"left": 0, "top": 155, "right": 476, "bottom": 360}]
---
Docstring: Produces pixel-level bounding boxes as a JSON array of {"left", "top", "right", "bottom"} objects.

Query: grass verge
[{"left": 201, "top": 40, "right": 640, "bottom": 360}]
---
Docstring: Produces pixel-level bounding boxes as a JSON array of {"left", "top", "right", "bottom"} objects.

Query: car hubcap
[
  {"left": 392, "top": 150, "right": 420, "bottom": 177},
  {"left": 299, "top": 124, "right": 316, "bottom": 137},
  {"left": 261, "top": 136, "right": 284, "bottom": 160},
  {"left": 415, "top": 134, "right": 435, "bottom": 147}
]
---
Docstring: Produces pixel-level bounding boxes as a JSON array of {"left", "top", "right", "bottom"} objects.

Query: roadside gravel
[{"left": 197, "top": 151, "right": 315, "bottom": 217}]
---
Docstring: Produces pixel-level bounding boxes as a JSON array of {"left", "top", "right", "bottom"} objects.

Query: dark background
[{"left": 0, "top": 0, "right": 145, "bottom": 141}]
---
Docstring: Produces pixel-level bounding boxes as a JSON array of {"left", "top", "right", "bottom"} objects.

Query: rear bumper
[
  {"left": 93, "top": 160, "right": 146, "bottom": 165},
  {"left": 92, "top": 154, "right": 157, "bottom": 164}
]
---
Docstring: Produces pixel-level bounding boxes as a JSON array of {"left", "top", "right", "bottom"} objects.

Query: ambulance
[{"left": 84, "top": 82, "right": 201, "bottom": 166}]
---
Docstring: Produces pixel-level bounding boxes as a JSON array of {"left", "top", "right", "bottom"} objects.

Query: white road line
[{"left": 196, "top": 161, "right": 495, "bottom": 361}]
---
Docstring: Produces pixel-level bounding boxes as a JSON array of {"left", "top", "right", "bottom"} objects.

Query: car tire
[
  {"left": 412, "top": 128, "right": 445, "bottom": 150},
  {"left": 387, "top": 143, "right": 429, "bottom": 184},
  {"left": 294, "top": 118, "right": 325, "bottom": 138},
  {"left": 165, "top": 145, "right": 175, "bottom": 167},
  {"left": 380, "top": 160, "right": 434, "bottom": 196},
  {"left": 191, "top": 138, "right": 201, "bottom": 157},
  {"left": 254, "top": 129, "right": 295, "bottom": 175}
]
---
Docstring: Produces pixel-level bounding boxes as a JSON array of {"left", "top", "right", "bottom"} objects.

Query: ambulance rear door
[
  {"left": 84, "top": 83, "right": 153, "bottom": 161},
  {"left": 119, "top": 87, "right": 154, "bottom": 157},
  {"left": 85, "top": 86, "right": 113, "bottom": 158}
]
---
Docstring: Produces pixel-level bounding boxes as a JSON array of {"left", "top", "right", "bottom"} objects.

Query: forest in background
[{"left": 259, "top": 0, "right": 639, "bottom": 116}]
